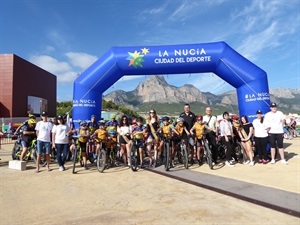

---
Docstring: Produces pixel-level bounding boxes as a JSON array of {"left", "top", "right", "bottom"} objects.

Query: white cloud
[
  {"left": 29, "top": 54, "right": 78, "bottom": 83},
  {"left": 65, "top": 52, "right": 98, "bottom": 70},
  {"left": 29, "top": 55, "right": 71, "bottom": 75}
]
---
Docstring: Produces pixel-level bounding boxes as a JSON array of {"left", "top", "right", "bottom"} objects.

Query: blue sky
[{"left": 1, "top": 0, "right": 299, "bottom": 102}]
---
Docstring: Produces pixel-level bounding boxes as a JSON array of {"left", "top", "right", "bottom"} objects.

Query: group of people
[{"left": 17, "top": 101, "right": 292, "bottom": 173}]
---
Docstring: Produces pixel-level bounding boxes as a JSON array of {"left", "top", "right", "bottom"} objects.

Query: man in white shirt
[
  {"left": 264, "top": 103, "right": 288, "bottom": 165},
  {"left": 35, "top": 111, "right": 53, "bottom": 172},
  {"left": 203, "top": 107, "right": 218, "bottom": 164}
]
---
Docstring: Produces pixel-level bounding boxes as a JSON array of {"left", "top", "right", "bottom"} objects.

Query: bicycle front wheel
[
  {"left": 164, "top": 142, "right": 170, "bottom": 171},
  {"left": 181, "top": 145, "right": 189, "bottom": 169},
  {"left": 130, "top": 145, "right": 138, "bottom": 172},
  {"left": 12, "top": 142, "right": 22, "bottom": 160},
  {"left": 204, "top": 142, "right": 213, "bottom": 169},
  {"left": 97, "top": 149, "right": 107, "bottom": 173},
  {"left": 72, "top": 148, "right": 78, "bottom": 174}
]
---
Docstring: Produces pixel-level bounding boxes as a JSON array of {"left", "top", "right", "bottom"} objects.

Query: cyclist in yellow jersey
[
  {"left": 78, "top": 120, "right": 90, "bottom": 170},
  {"left": 190, "top": 115, "right": 209, "bottom": 165},
  {"left": 131, "top": 117, "right": 146, "bottom": 167},
  {"left": 157, "top": 116, "right": 180, "bottom": 166},
  {"left": 92, "top": 121, "right": 108, "bottom": 156},
  {"left": 173, "top": 117, "right": 190, "bottom": 159}
]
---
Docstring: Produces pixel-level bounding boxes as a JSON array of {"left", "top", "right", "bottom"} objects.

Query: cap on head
[
  {"left": 110, "top": 114, "right": 116, "bottom": 119},
  {"left": 41, "top": 111, "right": 48, "bottom": 116},
  {"left": 256, "top": 110, "right": 263, "bottom": 114},
  {"left": 57, "top": 115, "right": 63, "bottom": 120},
  {"left": 270, "top": 102, "right": 277, "bottom": 108}
]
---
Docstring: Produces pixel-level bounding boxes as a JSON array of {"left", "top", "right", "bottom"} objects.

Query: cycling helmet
[
  {"left": 79, "top": 120, "right": 88, "bottom": 126},
  {"left": 91, "top": 114, "right": 96, "bottom": 119},
  {"left": 97, "top": 120, "right": 105, "bottom": 126},
  {"left": 110, "top": 114, "right": 116, "bottom": 119},
  {"left": 196, "top": 115, "right": 203, "bottom": 121},
  {"left": 231, "top": 115, "right": 238, "bottom": 120},
  {"left": 162, "top": 116, "right": 170, "bottom": 121},
  {"left": 28, "top": 118, "right": 36, "bottom": 125},
  {"left": 108, "top": 130, "right": 117, "bottom": 135},
  {"left": 177, "top": 117, "right": 184, "bottom": 123},
  {"left": 28, "top": 113, "right": 36, "bottom": 119}
]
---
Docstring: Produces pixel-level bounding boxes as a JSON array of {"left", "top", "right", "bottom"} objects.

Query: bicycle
[
  {"left": 157, "top": 133, "right": 172, "bottom": 171},
  {"left": 130, "top": 137, "right": 140, "bottom": 172},
  {"left": 96, "top": 140, "right": 116, "bottom": 173},
  {"left": 201, "top": 135, "right": 213, "bottom": 169},
  {"left": 72, "top": 136, "right": 84, "bottom": 174},
  {"left": 175, "top": 137, "right": 189, "bottom": 169}
]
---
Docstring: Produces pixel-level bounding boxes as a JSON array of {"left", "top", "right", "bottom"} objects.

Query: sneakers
[
  {"left": 59, "top": 166, "right": 64, "bottom": 171},
  {"left": 270, "top": 159, "right": 276, "bottom": 164},
  {"left": 258, "top": 159, "right": 263, "bottom": 164},
  {"left": 281, "top": 159, "right": 288, "bottom": 165},
  {"left": 225, "top": 161, "right": 235, "bottom": 167},
  {"left": 249, "top": 161, "right": 254, "bottom": 166},
  {"left": 198, "top": 160, "right": 202, "bottom": 166},
  {"left": 243, "top": 160, "right": 250, "bottom": 165}
]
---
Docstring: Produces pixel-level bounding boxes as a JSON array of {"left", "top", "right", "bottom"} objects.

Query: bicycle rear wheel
[
  {"left": 130, "top": 144, "right": 138, "bottom": 172},
  {"left": 164, "top": 142, "right": 170, "bottom": 171},
  {"left": 181, "top": 145, "right": 188, "bottom": 169},
  {"left": 234, "top": 142, "right": 244, "bottom": 162},
  {"left": 97, "top": 149, "right": 107, "bottom": 173},
  {"left": 72, "top": 148, "right": 78, "bottom": 174},
  {"left": 204, "top": 142, "right": 213, "bottom": 169}
]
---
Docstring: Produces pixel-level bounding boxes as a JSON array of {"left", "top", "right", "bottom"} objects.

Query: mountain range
[{"left": 103, "top": 75, "right": 300, "bottom": 115}]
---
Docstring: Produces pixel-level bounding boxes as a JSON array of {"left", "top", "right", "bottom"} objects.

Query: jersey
[
  {"left": 94, "top": 129, "right": 107, "bottom": 143},
  {"left": 132, "top": 125, "right": 145, "bottom": 140},
  {"left": 174, "top": 124, "right": 185, "bottom": 137},
  {"left": 193, "top": 123, "right": 206, "bottom": 139},
  {"left": 161, "top": 124, "right": 173, "bottom": 138},
  {"left": 88, "top": 121, "right": 98, "bottom": 134},
  {"left": 21, "top": 124, "right": 36, "bottom": 143},
  {"left": 106, "top": 120, "right": 119, "bottom": 132},
  {"left": 78, "top": 128, "right": 89, "bottom": 143}
]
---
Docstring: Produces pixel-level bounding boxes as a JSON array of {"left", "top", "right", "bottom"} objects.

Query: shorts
[
  {"left": 79, "top": 141, "right": 87, "bottom": 153},
  {"left": 120, "top": 135, "right": 131, "bottom": 144},
  {"left": 269, "top": 133, "right": 284, "bottom": 148},
  {"left": 21, "top": 141, "right": 30, "bottom": 148},
  {"left": 195, "top": 139, "right": 204, "bottom": 147},
  {"left": 36, "top": 140, "right": 51, "bottom": 155}
]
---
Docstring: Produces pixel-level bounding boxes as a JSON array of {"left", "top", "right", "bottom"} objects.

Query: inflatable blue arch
[{"left": 72, "top": 41, "right": 270, "bottom": 126}]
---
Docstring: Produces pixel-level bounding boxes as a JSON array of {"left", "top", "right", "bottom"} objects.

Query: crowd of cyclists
[{"left": 12, "top": 102, "right": 297, "bottom": 172}]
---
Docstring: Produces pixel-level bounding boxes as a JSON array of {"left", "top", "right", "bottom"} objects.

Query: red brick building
[{"left": 0, "top": 54, "right": 56, "bottom": 118}]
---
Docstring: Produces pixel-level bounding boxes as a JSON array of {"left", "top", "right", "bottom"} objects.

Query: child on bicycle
[
  {"left": 131, "top": 117, "right": 146, "bottom": 167},
  {"left": 92, "top": 120, "right": 108, "bottom": 156},
  {"left": 190, "top": 115, "right": 209, "bottom": 166},
  {"left": 157, "top": 116, "right": 179, "bottom": 166},
  {"left": 78, "top": 120, "right": 90, "bottom": 170},
  {"left": 20, "top": 118, "right": 37, "bottom": 161},
  {"left": 173, "top": 117, "right": 190, "bottom": 160}
]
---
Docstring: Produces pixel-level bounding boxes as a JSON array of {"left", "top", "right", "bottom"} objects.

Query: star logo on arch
[{"left": 126, "top": 48, "right": 150, "bottom": 68}]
